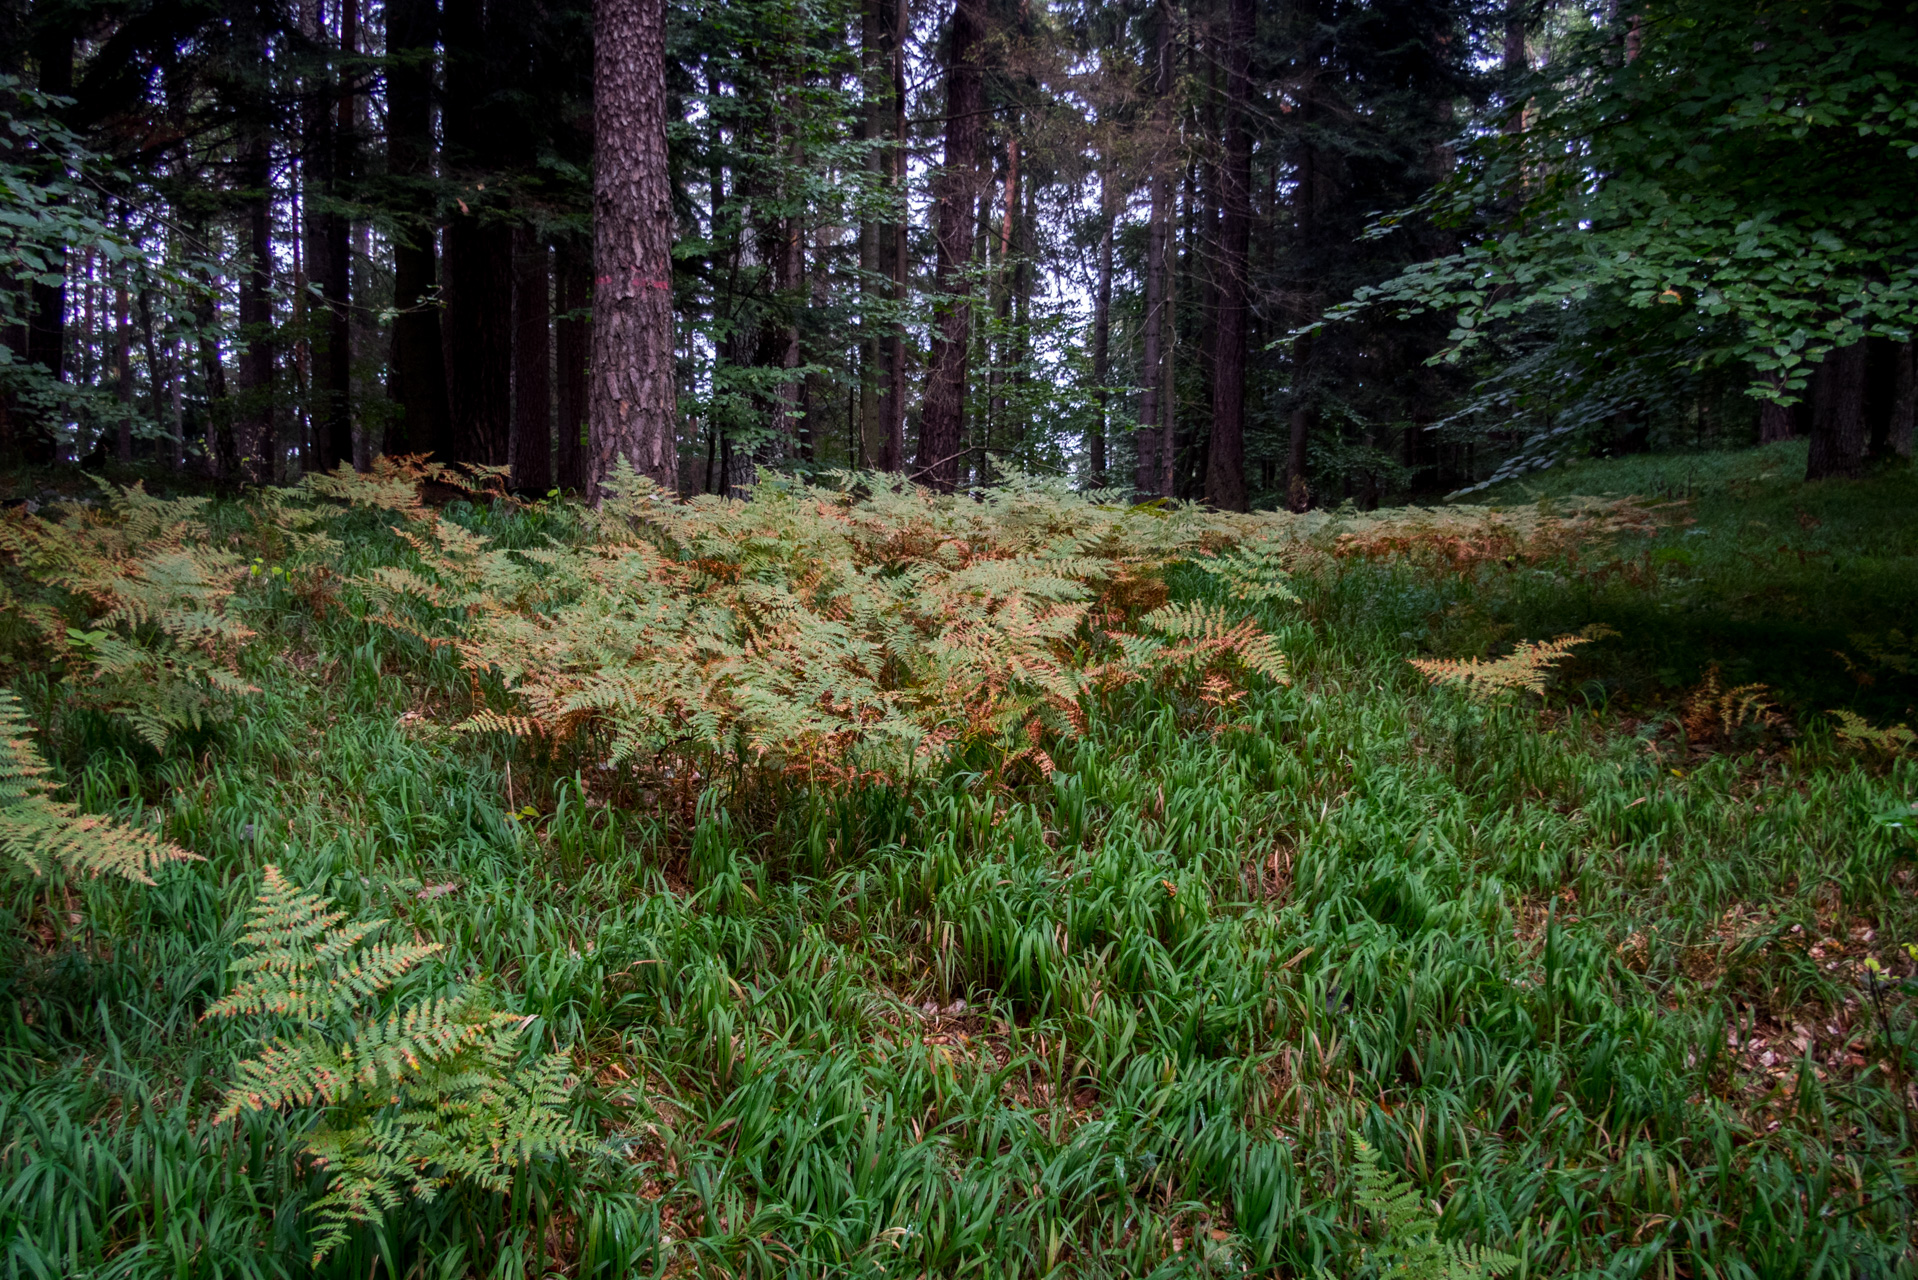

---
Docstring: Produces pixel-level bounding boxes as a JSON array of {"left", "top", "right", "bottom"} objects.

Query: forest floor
[{"left": 4, "top": 439, "right": 1917, "bottom": 1278}]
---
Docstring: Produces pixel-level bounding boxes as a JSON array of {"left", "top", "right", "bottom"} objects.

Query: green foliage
[
  {"left": 1330, "top": 2, "right": 1918, "bottom": 477},
  {"left": 0, "top": 480, "right": 256, "bottom": 750},
  {"left": 314, "top": 459, "right": 1297, "bottom": 784},
  {"left": 0, "top": 686, "right": 195, "bottom": 882},
  {"left": 1347, "top": 1139, "right": 1517, "bottom": 1279},
  {"left": 207, "top": 867, "right": 586, "bottom": 1263},
  {"left": 3, "top": 462, "right": 1916, "bottom": 1278},
  {"left": 1831, "top": 709, "right": 1916, "bottom": 757}
]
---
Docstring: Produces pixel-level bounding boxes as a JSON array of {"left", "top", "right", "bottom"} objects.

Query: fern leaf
[{"left": 0, "top": 688, "right": 196, "bottom": 883}]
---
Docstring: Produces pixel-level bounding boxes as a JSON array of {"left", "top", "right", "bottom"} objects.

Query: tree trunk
[
  {"left": 1204, "top": 0, "right": 1251, "bottom": 511},
  {"left": 1089, "top": 169, "right": 1115, "bottom": 490},
  {"left": 315, "top": 0, "right": 355, "bottom": 472},
  {"left": 1865, "top": 336, "right": 1905, "bottom": 461},
  {"left": 19, "top": 29, "right": 71, "bottom": 463},
  {"left": 1757, "top": 371, "right": 1797, "bottom": 443},
  {"left": 883, "top": 0, "right": 908, "bottom": 474},
  {"left": 384, "top": 0, "right": 449, "bottom": 459},
  {"left": 1890, "top": 340, "right": 1915, "bottom": 460},
  {"left": 511, "top": 227, "right": 552, "bottom": 492},
  {"left": 1136, "top": 2, "right": 1173, "bottom": 500},
  {"left": 236, "top": 127, "right": 275, "bottom": 484},
  {"left": 554, "top": 237, "right": 590, "bottom": 491},
  {"left": 589, "top": 0, "right": 678, "bottom": 499},
  {"left": 916, "top": 0, "right": 985, "bottom": 492},
  {"left": 1806, "top": 341, "right": 1867, "bottom": 480},
  {"left": 114, "top": 263, "right": 132, "bottom": 463}
]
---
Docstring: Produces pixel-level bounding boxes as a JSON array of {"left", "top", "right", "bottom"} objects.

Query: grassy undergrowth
[{"left": 2, "top": 449, "right": 1915, "bottom": 1278}]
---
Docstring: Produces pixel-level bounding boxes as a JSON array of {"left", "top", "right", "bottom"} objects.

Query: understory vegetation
[{"left": 2, "top": 442, "right": 1916, "bottom": 1278}]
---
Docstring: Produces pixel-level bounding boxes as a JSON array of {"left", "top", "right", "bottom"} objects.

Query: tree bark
[
  {"left": 554, "top": 237, "right": 590, "bottom": 491},
  {"left": 235, "top": 125, "right": 276, "bottom": 483},
  {"left": 114, "top": 261, "right": 132, "bottom": 462},
  {"left": 1890, "top": 340, "right": 1915, "bottom": 460},
  {"left": 589, "top": 0, "right": 678, "bottom": 499},
  {"left": 916, "top": 0, "right": 986, "bottom": 492},
  {"left": 384, "top": 0, "right": 449, "bottom": 459},
  {"left": 1757, "top": 372, "right": 1797, "bottom": 443},
  {"left": 883, "top": 0, "right": 908, "bottom": 474},
  {"left": 1089, "top": 169, "right": 1115, "bottom": 490},
  {"left": 1204, "top": 0, "right": 1252, "bottom": 511},
  {"left": 1806, "top": 341, "right": 1867, "bottom": 480},
  {"left": 1865, "top": 336, "right": 1904, "bottom": 461},
  {"left": 1136, "top": 2, "right": 1173, "bottom": 500},
  {"left": 511, "top": 227, "right": 552, "bottom": 492}
]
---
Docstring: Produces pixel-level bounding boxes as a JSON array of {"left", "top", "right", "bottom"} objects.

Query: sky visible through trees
[{"left": 1, "top": 1, "right": 1914, "bottom": 503}]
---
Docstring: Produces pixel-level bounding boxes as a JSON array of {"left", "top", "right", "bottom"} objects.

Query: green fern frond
[
  {"left": 1351, "top": 1139, "right": 1518, "bottom": 1280},
  {"left": 209, "top": 868, "right": 585, "bottom": 1262},
  {"left": 0, "top": 688, "right": 197, "bottom": 883},
  {"left": 1831, "top": 709, "right": 1917, "bottom": 756}
]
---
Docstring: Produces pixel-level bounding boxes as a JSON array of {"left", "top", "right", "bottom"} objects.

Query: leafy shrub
[{"left": 208, "top": 866, "right": 586, "bottom": 1262}]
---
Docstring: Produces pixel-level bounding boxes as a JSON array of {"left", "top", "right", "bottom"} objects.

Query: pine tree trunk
[
  {"left": 114, "top": 264, "right": 132, "bottom": 463},
  {"left": 317, "top": 0, "right": 356, "bottom": 472},
  {"left": 511, "top": 228, "right": 552, "bottom": 493},
  {"left": 1806, "top": 341, "right": 1868, "bottom": 480},
  {"left": 1203, "top": 0, "right": 1252, "bottom": 511},
  {"left": 236, "top": 127, "right": 276, "bottom": 484},
  {"left": 1090, "top": 170, "right": 1115, "bottom": 490},
  {"left": 883, "top": 1, "right": 908, "bottom": 474},
  {"left": 917, "top": 0, "right": 985, "bottom": 493},
  {"left": 589, "top": 0, "right": 678, "bottom": 499},
  {"left": 1136, "top": 3, "right": 1173, "bottom": 500},
  {"left": 385, "top": 0, "right": 449, "bottom": 459},
  {"left": 554, "top": 238, "right": 590, "bottom": 491}
]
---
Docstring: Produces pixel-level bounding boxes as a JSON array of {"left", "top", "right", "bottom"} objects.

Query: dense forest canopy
[{"left": 0, "top": 0, "right": 1913, "bottom": 505}]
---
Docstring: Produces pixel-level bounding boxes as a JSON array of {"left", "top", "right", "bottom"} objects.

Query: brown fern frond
[{"left": 1410, "top": 632, "right": 1598, "bottom": 699}]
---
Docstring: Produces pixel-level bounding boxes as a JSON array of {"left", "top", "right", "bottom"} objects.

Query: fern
[
  {"left": 1831, "top": 709, "right": 1916, "bottom": 757},
  {"left": 1409, "top": 629, "right": 1609, "bottom": 699},
  {"left": 1349, "top": 1138, "right": 1517, "bottom": 1279},
  {"left": 0, "top": 480, "right": 256, "bottom": 749},
  {"left": 0, "top": 687, "right": 196, "bottom": 883},
  {"left": 208, "top": 867, "right": 586, "bottom": 1262},
  {"left": 1681, "top": 666, "right": 1782, "bottom": 743}
]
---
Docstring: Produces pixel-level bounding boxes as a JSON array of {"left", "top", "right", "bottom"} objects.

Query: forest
[{"left": 1, "top": 0, "right": 1916, "bottom": 1276}]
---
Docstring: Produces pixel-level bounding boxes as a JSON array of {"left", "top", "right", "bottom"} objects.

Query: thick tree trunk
[
  {"left": 589, "top": 0, "right": 678, "bottom": 499},
  {"left": 1865, "top": 336, "right": 1906, "bottom": 461},
  {"left": 554, "top": 238, "right": 590, "bottom": 491},
  {"left": 235, "top": 129, "right": 276, "bottom": 483},
  {"left": 1806, "top": 341, "right": 1868, "bottom": 480},
  {"left": 916, "top": 0, "right": 985, "bottom": 492},
  {"left": 511, "top": 228, "right": 552, "bottom": 492},
  {"left": 385, "top": 0, "right": 449, "bottom": 459},
  {"left": 440, "top": 220, "right": 514, "bottom": 465},
  {"left": 1757, "top": 372, "right": 1797, "bottom": 443},
  {"left": 316, "top": 0, "right": 355, "bottom": 472},
  {"left": 1204, "top": 0, "right": 1252, "bottom": 511},
  {"left": 1089, "top": 170, "right": 1115, "bottom": 490}
]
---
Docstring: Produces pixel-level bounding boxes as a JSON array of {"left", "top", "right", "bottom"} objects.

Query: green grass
[{"left": 2, "top": 447, "right": 1916, "bottom": 1278}]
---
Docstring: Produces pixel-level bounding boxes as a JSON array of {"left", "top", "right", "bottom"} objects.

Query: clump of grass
[{"left": 0, "top": 453, "right": 1913, "bottom": 1277}]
